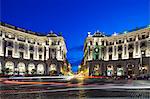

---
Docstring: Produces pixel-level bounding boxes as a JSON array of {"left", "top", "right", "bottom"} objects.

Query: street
[{"left": 0, "top": 76, "right": 150, "bottom": 99}]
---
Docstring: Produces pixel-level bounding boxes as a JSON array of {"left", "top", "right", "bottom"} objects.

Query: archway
[
  {"left": 28, "top": 63, "right": 36, "bottom": 75},
  {"left": 116, "top": 65, "right": 124, "bottom": 76},
  {"left": 49, "top": 64, "right": 57, "bottom": 75},
  {"left": 127, "top": 64, "right": 135, "bottom": 78},
  {"left": 93, "top": 64, "right": 100, "bottom": 76},
  {"left": 37, "top": 64, "right": 44, "bottom": 75},
  {"left": 5, "top": 61, "right": 14, "bottom": 75},
  {"left": 141, "top": 65, "right": 148, "bottom": 74},
  {"left": 107, "top": 65, "right": 113, "bottom": 76},
  {"left": 17, "top": 62, "right": 25, "bottom": 75}
]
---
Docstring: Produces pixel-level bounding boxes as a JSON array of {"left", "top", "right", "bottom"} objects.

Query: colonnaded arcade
[{"left": 0, "top": 22, "right": 69, "bottom": 76}]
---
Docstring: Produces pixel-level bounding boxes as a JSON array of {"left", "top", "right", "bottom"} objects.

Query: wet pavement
[{"left": 0, "top": 77, "right": 150, "bottom": 99}]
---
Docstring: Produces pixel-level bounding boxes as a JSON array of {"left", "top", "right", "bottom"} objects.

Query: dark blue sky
[{"left": 1, "top": 0, "right": 149, "bottom": 72}]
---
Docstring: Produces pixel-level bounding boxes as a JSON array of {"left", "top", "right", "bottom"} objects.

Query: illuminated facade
[
  {"left": 82, "top": 26, "right": 150, "bottom": 78},
  {"left": 0, "top": 22, "right": 68, "bottom": 76}
]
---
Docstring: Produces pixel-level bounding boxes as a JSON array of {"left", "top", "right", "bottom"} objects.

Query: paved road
[{"left": 0, "top": 77, "right": 150, "bottom": 99}]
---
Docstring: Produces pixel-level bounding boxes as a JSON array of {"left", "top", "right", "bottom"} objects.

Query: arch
[
  {"left": 28, "top": 63, "right": 35, "bottom": 74},
  {"left": 49, "top": 64, "right": 56, "bottom": 71},
  {"left": 37, "top": 64, "right": 44, "bottom": 74},
  {"left": 49, "top": 64, "right": 57, "bottom": 76},
  {"left": 107, "top": 64, "right": 114, "bottom": 76},
  {"left": 126, "top": 63, "right": 135, "bottom": 78},
  {"left": 5, "top": 61, "right": 14, "bottom": 75},
  {"left": 93, "top": 64, "right": 100, "bottom": 76},
  {"left": 116, "top": 65, "right": 124, "bottom": 76},
  {"left": 17, "top": 62, "right": 25, "bottom": 75},
  {"left": 140, "top": 65, "right": 148, "bottom": 74}
]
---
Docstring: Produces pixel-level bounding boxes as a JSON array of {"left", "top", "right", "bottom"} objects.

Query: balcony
[
  {"left": 118, "top": 45, "right": 122, "bottom": 52},
  {"left": 38, "top": 47, "right": 43, "bottom": 52},
  {"left": 116, "top": 40, "right": 124, "bottom": 44},
  {"left": 127, "top": 38, "right": 135, "bottom": 42},
  {"left": 6, "top": 41, "right": 13, "bottom": 48},
  {"left": 128, "top": 44, "right": 134, "bottom": 51},
  {"left": 29, "top": 46, "right": 34, "bottom": 52},
  {"left": 108, "top": 47, "right": 112, "bottom": 53},
  {"left": 5, "top": 33, "right": 15, "bottom": 39},
  {"left": 17, "top": 36, "right": 26, "bottom": 42},
  {"left": 140, "top": 41, "right": 147, "bottom": 49},
  {"left": 139, "top": 34, "right": 149, "bottom": 40},
  {"left": 19, "top": 44, "right": 25, "bottom": 50},
  {"left": 28, "top": 40, "right": 35, "bottom": 44}
]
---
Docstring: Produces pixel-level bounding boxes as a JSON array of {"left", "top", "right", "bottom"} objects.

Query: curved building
[
  {"left": 0, "top": 22, "right": 68, "bottom": 76},
  {"left": 82, "top": 26, "right": 150, "bottom": 78}
]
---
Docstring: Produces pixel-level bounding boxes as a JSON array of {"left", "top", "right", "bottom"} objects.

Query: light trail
[{"left": 1, "top": 84, "right": 150, "bottom": 94}]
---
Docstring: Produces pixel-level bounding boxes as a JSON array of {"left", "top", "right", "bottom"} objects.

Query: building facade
[
  {"left": 82, "top": 26, "right": 150, "bottom": 78},
  {"left": 0, "top": 22, "right": 68, "bottom": 76}
]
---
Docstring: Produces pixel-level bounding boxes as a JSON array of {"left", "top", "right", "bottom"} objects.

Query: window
[
  {"left": 142, "top": 35, "right": 145, "bottom": 39},
  {"left": 52, "top": 49, "right": 55, "bottom": 52},
  {"left": 109, "top": 54, "right": 112, "bottom": 60},
  {"left": 118, "top": 45, "right": 122, "bottom": 51},
  {"left": 119, "top": 40, "right": 122, "bottom": 44},
  {"left": 7, "top": 41, "right": 13, "bottom": 47},
  {"left": 58, "top": 41, "right": 60, "bottom": 45},
  {"left": 96, "top": 42, "right": 98, "bottom": 46},
  {"left": 108, "top": 47, "right": 112, "bottom": 52},
  {"left": 19, "top": 43, "right": 24, "bottom": 49},
  {"left": 136, "top": 42, "right": 138, "bottom": 53},
  {"left": 129, "top": 52, "right": 133, "bottom": 58},
  {"left": 124, "top": 45, "right": 126, "bottom": 55},
  {"left": 114, "top": 46, "right": 116, "bottom": 56},
  {"left": 20, "top": 52, "right": 24, "bottom": 58},
  {"left": 39, "top": 55, "right": 42, "bottom": 60},
  {"left": 118, "top": 54, "right": 122, "bottom": 59},
  {"left": 52, "top": 41, "right": 57, "bottom": 45},
  {"left": 8, "top": 50, "right": 12, "bottom": 57},
  {"left": 140, "top": 41, "right": 146, "bottom": 48},
  {"left": 95, "top": 54, "right": 99, "bottom": 60},
  {"left": 30, "top": 53, "right": 33, "bottom": 59},
  {"left": 88, "top": 46, "right": 90, "bottom": 56},
  {"left": 128, "top": 44, "right": 134, "bottom": 50},
  {"left": 102, "top": 41, "right": 104, "bottom": 45},
  {"left": 17, "top": 36, "right": 25, "bottom": 42},
  {"left": 0, "top": 31, "right": 2, "bottom": 36},
  {"left": 90, "top": 41, "right": 92, "bottom": 45},
  {"left": 38, "top": 47, "right": 43, "bottom": 52},
  {"left": 46, "top": 41, "right": 49, "bottom": 45},
  {"left": 29, "top": 46, "right": 34, "bottom": 51},
  {"left": 129, "top": 38, "right": 132, "bottom": 41}
]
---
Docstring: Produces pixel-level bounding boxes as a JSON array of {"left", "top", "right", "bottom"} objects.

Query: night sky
[{"left": 1, "top": 0, "right": 149, "bottom": 72}]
